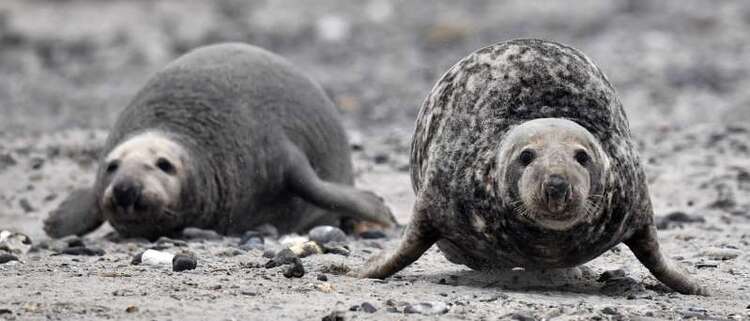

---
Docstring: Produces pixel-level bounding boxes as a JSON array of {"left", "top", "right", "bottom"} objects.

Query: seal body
[
  {"left": 359, "top": 39, "right": 707, "bottom": 295},
  {"left": 44, "top": 43, "right": 394, "bottom": 239}
]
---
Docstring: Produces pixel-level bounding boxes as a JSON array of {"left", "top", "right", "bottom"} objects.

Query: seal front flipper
[
  {"left": 625, "top": 224, "right": 710, "bottom": 295},
  {"left": 355, "top": 196, "right": 439, "bottom": 279},
  {"left": 43, "top": 188, "right": 104, "bottom": 238},
  {"left": 284, "top": 142, "right": 397, "bottom": 227}
]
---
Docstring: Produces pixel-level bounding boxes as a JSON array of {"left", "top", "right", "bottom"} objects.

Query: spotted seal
[
  {"left": 357, "top": 39, "right": 707, "bottom": 295},
  {"left": 43, "top": 43, "right": 395, "bottom": 240}
]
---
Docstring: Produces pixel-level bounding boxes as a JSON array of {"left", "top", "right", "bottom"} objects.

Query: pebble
[
  {"left": 125, "top": 305, "right": 138, "bottom": 313},
  {"left": 279, "top": 234, "right": 309, "bottom": 246},
  {"left": 59, "top": 246, "right": 105, "bottom": 256},
  {"left": 265, "top": 248, "right": 299, "bottom": 268},
  {"left": 600, "top": 276, "right": 645, "bottom": 296},
  {"left": 700, "top": 247, "right": 741, "bottom": 260},
  {"left": 404, "top": 302, "right": 449, "bottom": 315},
  {"left": 360, "top": 302, "right": 377, "bottom": 313},
  {"left": 316, "top": 282, "right": 335, "bottom": 293},
  {"left": 0, "top": 308, "right": 11, "bottom": 315},
  {"left": 598, "top": 269, "right": 626, "bottom": 282},
  {"left": 503, "top": 312, "right": 536, "bottom": 321},
  {"left": 283, "top": 258, "right": 305, "bottom": 278},
  {"left": 695, "top": 261, "right": 719, "bottom": 269},
  {"left": 239, "top": 231, "right": 265, "bottom": 250},
  {"left": 373, "top": 153, "right": 389, "bottom": 164},
  {"left": 317, "top": 274, "right": 328, "bottom": 282},
  {"left": 18, "top": 198, "right": 34, "bottom": 212},
  {"left": 321, "top": 311, "right": 345, "bottom": 321},
  {"left": 655, "top": 211, "right": 705, "bottom": 230},
  {"left": 289, "top": 241, "right": 324, "bottom": 258},
  {"left": 0, "top": 253, "right": 19, "bottom": 264},
  {"left": 0, "top": 230, "right": 32, "bottom": 254},
  {"left": 180, "top": 227, "right": 222, "bottom": 241},
  {"left": 172, "top": 252, "right": 198, "bottom": 272},
  {"left": 359, "top": 230, "right": 387, "bottom": 239},
  {"left": 308, "top": 226, "right": 347, "bottom": 244},
  {"left": 320, "top": 243, "right": 351, "bottom": 256},
  {"left": 601, "top": 307, "right": 619, "bottom": 315},
  {"left": 138, "top": 249, "right": 175, "bottom": 266}
]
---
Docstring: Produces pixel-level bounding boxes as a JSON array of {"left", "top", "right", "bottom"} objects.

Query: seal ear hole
[
  {"left": 574, "top": 150, "right": 590, "bottom": 166},
  {"left": 518, "top": 150, "right": 535, "bottom": 166},
  {"left": 105, "top": 161, "right": 119, "bottom": 174},
  {"left": 156, "top": 157, "right": 176, "bottom": 175}
]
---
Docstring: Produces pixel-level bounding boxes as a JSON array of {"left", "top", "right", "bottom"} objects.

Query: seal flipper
[
  {"left": 43, "top": 188, "right": 104, "bottom": 238},
  {"left": 625, "top": 224, "right": 709, "bottom": 295},
  {"left": 283, "top": 142, "right": 397, "bottom": 227},
  {"left": 355, "top": 197, "right": 439, "bottom": 279}
]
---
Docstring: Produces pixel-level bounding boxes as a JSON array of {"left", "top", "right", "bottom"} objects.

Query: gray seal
[
  {"left": 357, "top": 39, "right": 708, "bottom": 295},
  {"left": 43, "top": 43, "right": 395, "bottom": 240}
]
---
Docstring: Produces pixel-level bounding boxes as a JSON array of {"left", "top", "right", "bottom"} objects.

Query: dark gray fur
[
  {"left": 358, "top": 39, "right": 708, "bottom": 295},
  {"left": 44, "top": 43, "right": 395, "bottom": 239}
]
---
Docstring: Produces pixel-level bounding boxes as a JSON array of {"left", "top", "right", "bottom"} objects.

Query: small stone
[
  {"left": 289, "top": 241, "right": 324, "bottom": 258},
  {"left": 0, "top": 308, "right": 11, "bottom": 315},
  {"left": 125, "top": 305, "right": 138, "bottom": 313},
  {"left": 600, "top": 276, "right": 645, "bottom": 296},
  {"left": 404, "top": 302, "right": 449, "bottom": 315},
  {"left": 360, "top": 302, "right": 377, "bottom": 313},
  {"left": 59, "top": 246, "right": 105, "bottom": 256},
  {"left": 317, "top": 274, "right": 328, "bottom": 281},
  {"left": 316, "top": 282, "right": 335, "bottom": 293},
  {"left": 262, "top": 249, "right": 276, "bottom": 258},
  {"left": 141, "top": 249, "right": 175, "bottom": 266},
  {"left": 695, "top": 261, "right": 719, "bottom": 269},
  {"left": 700, "top": 247, "right": 741, "bottom": 260},
  {"left": 601, "top": 307, "right": 618, "bottom": 315},
  {"left": 655, "top": 211, "right": 705, "bottom": 230},
  {"left": 131, "top": 251, "right": 145, "bottom": 265},
  {"left": 0, "top": 230, "right": 32, "bottom": 254},
  {"left": 309, "top": 226, "right": 347, "bottom": 245},
  {"left": 0, "top": 253, "right": 19, "bottom": 264},
  {"left": 180, "top": 227, "right": 221, "bottom": 241},
  {"left": 359, "top": 230, "right": 387, "bottom": 239},
  {"left": 321, "top": 311, "right": 345, "bottom": 321},
  {"left": 239, "top": 231, "right": 265, "bottom": 249},
  {"left": 283, "top": 258, "right": 305, "bottom": 278},
  {"left": 503, "top": 312, "right": 536, "bottom": 321},
  {"left": 597, "top": 269, "right": 626, "bottom": 282},
  {"left": 172, "top": 252, "right": 197, "bottom": 272},
  {"left": 30, "top": 157, "right": 44, "bottom": 170},
  {"left": 320, "top": 263, "right": 351, "bottom": 275},
  {"left": 18, "top": 198, "right": 34, "bottom": 212},
  {"left": 320, "top": 243, "right": 350, "bottom": 256},
  {"left": 373, "top": 153, "right": 389, "bottom": 164},
  {"left": 266, "top": 249, "right": 299, "bottom": 268},
  {"left": 279, "top": 234, "right": 309, "bottom": 246}
]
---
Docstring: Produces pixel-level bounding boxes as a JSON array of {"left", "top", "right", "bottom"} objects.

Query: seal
[
  {"left": 357, "top": 39, "right": 708, "bottom": 295},
  {"left": 43, "top": 43, "right": 395, "bottom": 240}
]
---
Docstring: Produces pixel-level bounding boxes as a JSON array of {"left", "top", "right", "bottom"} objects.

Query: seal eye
[
  {"left": 518, "top": 150, "right": 535, "bottom": 166},
  {"left": 575, "top": 150, "right": 590, "bottom": 166},
  {"left": 156, "top": 158, "right": 176, "bottom": 174},
  {"left": 105, "top": 161, "right": 119, "bottom": 174}
]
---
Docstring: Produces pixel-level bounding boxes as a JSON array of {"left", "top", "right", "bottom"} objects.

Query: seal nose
[
  {"left": 113, "top": 180, "right": 141, "bottom": 208},
  {"left": 544, "top": 174, "right": 569, "bottom": 200}
]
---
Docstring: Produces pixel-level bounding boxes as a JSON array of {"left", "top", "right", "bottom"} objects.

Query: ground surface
[{"left": 1, "top": 1, "right": 749, "bottom": 320}]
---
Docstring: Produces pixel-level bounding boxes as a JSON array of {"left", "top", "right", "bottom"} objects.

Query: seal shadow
[{"left": 411, "top": 265, "right": 647, "bottom": 296}]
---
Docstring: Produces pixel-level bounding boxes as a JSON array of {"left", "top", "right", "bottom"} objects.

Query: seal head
[
  {"left": 497, "top": 118, "right": 610, "bottom": 230},
  {"left": 99, "top": 131, "right": 191, "bottom": 238}
]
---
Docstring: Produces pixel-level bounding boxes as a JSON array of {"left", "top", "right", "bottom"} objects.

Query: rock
[
  {"left": 321, "top": 311, "right": 345, "bottom": 321},
  {"left": 316, "top": 282, "right": 335, "bottom": 293},
  {"left": 30, "top": 157, "right": 44, "bottom": 170},
  {"left": 320, "top": 243, "right": 351, "bottom": 256},
  {"left": 598, "top": 269, "right": 626, "bottom": 282},
  {"left": 289, "top": 241, "right": 324, "bottom": 258},
  {"left": 700, "top": 247, "right": 741, "bottom": 260},
  {"left": 317, "top": 274, "right": 328, "bottom": 282},
  {"left": 501, "top": 312, "right": 536, "bottom": 321},
  {"left": 59, "top": 246, "right": 104, "bottom": 256},
  {"left": 0, "top": 308, "right": 11, "bottom": 315},
  {"left": 172, "top": 252, "right": 197, "bottom": 272},
  {"left": 320, "top": 263, "right": 351, "bottom": 275},
  {"left": 18, "top": 198, "right": 34, "bottom": 212},
  {"left": 139, "top": 249, "right": 175, "bottom": 266},
  {"left": 180, "top": 227, "right": 222, "bottom": 241},
  {"left": 0, "top": 230, "right": 32, "bottom": 254},
  {"left": 279, "top": 234, "right": 309, "bottom": 246},
  {"left": 125, "top": 305, "right": 138, "bottom": 313},
  {"left": 265, "top": 248, "right": 299, "bottom": 268},
  {"left": 695, "top": 261, "right": 719, "bottom": 269},
  {"left": 239, "top": 231, "right": 265, "bottom": 250},
  {"left": 308, "top": 226, "right": 347, "bottom": 244},
  {"left": 359, "top": 230, "right": 387, "bottom": 239},
  {"left": 655, "top": 211, "right": 705, "bottom": 230},
  {"left": 360, "top": 302, "right": 377, "bottom": 313},
  {"left": 601, "top": 307, "right": 619, "bottom": 315},
  {"left": 404, "top": 302, "right": 449, "bottom": 315},
  {"left": 0, "top": 253, "right": 19, "bottom": 264},
  {"left": 131, "top": 251, "right": 145, "bottom": 265},
  {"left": 373, "top": 153, "right": 389, "bottom": 164},
  {"left": 283, "top": 258, "right": 305, "bottom": 278},
  {"left": 600, "top": 276, "right": 645, "bottom": 296}
]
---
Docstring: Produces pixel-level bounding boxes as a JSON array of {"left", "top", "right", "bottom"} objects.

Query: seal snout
[
  {"left": 112, "top": 179, "right": 142, "bottom": 209},
  {"left": 543, "top": 174, "right": 571, "bottom": 212}
]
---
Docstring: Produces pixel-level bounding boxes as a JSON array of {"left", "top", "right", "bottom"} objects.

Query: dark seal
[
  {"left": 357, "top": 39, "right": 707, "bottom": 295},
  {"left": 44, "top": 43, "right": 395, "bottom": 240}
]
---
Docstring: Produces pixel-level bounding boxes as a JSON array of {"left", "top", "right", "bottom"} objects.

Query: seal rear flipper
[
  {"left": 43, "top": 188, "right": 104, "bottom": 238},
  {"left": 625, "top": 224, "right": 710, "bottom": 296},
  {"left": 283, "top": 143, "right": 397, "bottom": 228},
  {"left": 354, "top": 197, "right": 439, "bottom": 279}
]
